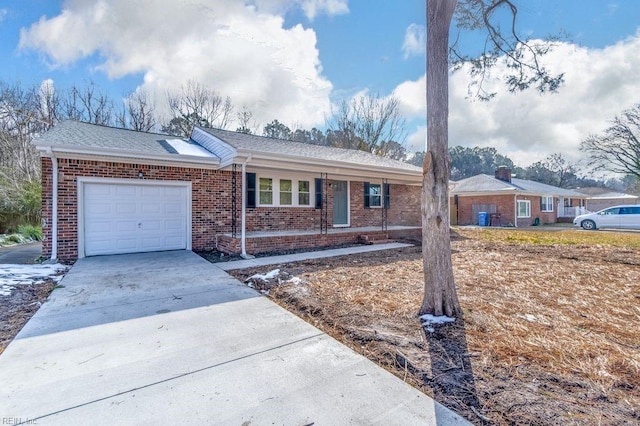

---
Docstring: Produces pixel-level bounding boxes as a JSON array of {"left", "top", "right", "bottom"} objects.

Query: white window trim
[
  {"left": 256, "top": 173, "right": 315, "bottom": 207},
  {"left": 77, "top": 177, "right": 192, "bottom": 259},
  {"left": 541, "top": 195, "right": 554, "bottom": 212},
  {"left": 517, "top": 199, "right": 531, "bottom": 218}
]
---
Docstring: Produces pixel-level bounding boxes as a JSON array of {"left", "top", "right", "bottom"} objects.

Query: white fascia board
[
  {"left": 233, "top": 149, "right": 422, "bottom": 183},
  {"left": 35, "top": 144, "right": 222, "bottom": 169},
  {"left": 451, "top": 190, "right": 519, "bottom": 197}
]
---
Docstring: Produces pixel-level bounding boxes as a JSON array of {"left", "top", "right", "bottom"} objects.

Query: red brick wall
[
  {"left": 41, "top": 158, "right": 240, "bottom": 261},
  {"left": 42, "top": 158, "right": 421, "bottom": 261},
  {"left": 452, "top": 194, "right": 559, "bottom": 227}
]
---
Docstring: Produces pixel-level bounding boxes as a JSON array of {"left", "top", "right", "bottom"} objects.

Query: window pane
[
  {"left": 280, "top": 192, "right": 292, "bottom": 205},
  {"left": 298, "top": 181, "right": 309, "bottom": 193},
  {"left": 369, "top": 184, "right": 381, "bottom": 196},
  {"left": 259, "top": 178, "right": 272, "bottom": 191},
  {"left": 259, "top": 192, "right": 273, "bottom": 204},
  {"left": 371, "top": 195, "right": 382, "bottom": 207},
  {"left": 280, "top": 179, "right": 292, "bottom": 191},
  {"left": 299, "top": 193, "right": 310, "bottom": 205}
]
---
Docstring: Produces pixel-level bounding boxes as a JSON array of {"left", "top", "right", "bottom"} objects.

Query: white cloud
[
  {"left": 0, "top": 8, "right": 8, "bottom": 23},
  {"left": 299, "top": 0, "right": 349, "bottom": 20},
  {"left": 19, "top": 0, "right": 335, "bottom": 129},
  {"left": 402, "top": 23, "right": 425, "bottom": 59},
  {"left": 250, "top": 0, "right": 348, "bottom": 20},
  {"left": 393, "top": 31, "right": 640, "bottom": 168}
]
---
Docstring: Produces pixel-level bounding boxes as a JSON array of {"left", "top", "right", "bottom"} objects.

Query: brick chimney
[{"left": 495, "top": 166, "right": 512, "bottom": 183}]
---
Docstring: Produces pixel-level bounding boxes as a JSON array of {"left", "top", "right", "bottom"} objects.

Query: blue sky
[{"left": 1, "top": 1, "right": 640, "bottom": 170}]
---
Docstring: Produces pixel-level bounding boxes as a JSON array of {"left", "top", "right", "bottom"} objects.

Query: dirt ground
[
  {"left": 0, "top": 280, "right": 56, "bottom": 355},
  {"left": 229, "top": 228, "right": 640, "bottom": 425}
]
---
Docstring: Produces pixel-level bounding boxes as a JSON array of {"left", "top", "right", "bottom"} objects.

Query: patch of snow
[
  {"left": 286, "top": 276, "right": 304, "bottom": 285},
  {"left": 166, "top": 139, "right": 216, "bottom": 157},
  {"left": 420, "top": 313, "right": 456, "bottom": 332},
  {"left": 0, "top": 263, "right": 69, "bottom": 297},
  {"left": 523, "top": 314, "right": 537, "bottom": 323},
  {"left": 246, "top": 269, "right": 280, "bottom": 282}
]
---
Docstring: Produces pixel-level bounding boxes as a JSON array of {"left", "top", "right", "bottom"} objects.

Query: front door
[{"left": 333, "top": 180, "right": 349, "bottom": 226}]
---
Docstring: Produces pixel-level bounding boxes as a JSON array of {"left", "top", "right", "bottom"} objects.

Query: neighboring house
[
  {"left": 574, "top": 187, "right": 639, "bottom": 211},
  {"left": 34, "top": 121, "right": 422, "bottom": 261},
  {"left": 450, "top": 167, "right": 587, "bottom": 227}
]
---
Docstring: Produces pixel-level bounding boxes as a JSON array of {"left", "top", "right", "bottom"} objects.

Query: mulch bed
[
  {"left": 228, "top": 230, "right": 640, "bottom": 425},
  {"left": 0, "top": 280, "right": 56, "bottom": 355}
]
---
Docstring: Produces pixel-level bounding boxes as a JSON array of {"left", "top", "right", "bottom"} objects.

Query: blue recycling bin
[{"left": 478, "top": 212, "right": 489, "bottom": 226}]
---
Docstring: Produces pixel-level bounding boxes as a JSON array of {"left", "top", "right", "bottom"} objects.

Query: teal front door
[{"left": 333, "top": 180, "right": 349, "bottom": 226}]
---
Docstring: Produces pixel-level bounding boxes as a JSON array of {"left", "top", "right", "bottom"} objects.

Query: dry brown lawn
[{"left": 229, "top": 228, "right": 640, "bottom": 425}]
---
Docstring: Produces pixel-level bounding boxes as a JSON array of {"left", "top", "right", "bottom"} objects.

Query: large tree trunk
[{"left": 420, "top": 0, "right": 462, "bottom": 317}]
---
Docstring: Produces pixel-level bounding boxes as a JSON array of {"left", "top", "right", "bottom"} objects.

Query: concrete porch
[{"left": 216, "top": 225, "right": 421, "bottom": 255}]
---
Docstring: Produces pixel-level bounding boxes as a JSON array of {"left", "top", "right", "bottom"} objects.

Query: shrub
[{"left": 18, "top": 225, "right": 42, "bottom": 241}]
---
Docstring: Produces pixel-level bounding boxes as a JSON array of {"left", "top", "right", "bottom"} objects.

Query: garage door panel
[
  {"left": 141, "top": 186, "right": 161, "bottom": 198},
  {"left": 141, "top": 203, "right": 162, "bottom": 214},
  {"left": 86, "top": 203, "right": 112, "bottom": 215},
  {"left": 115, "top": 186, "right": 137, "bottom": 197},
  {"left": 115, "top": 220, "right": 137, "bottom": 232},
  {"left": 115, "top": 238, "right": 138, "bottom": 251},
  {"left": 116, "top": 202, "right": 137, "bottom": 215},
  {"left": 164, "top": 203, "right": 184, "bottom": 214},
  {"left": 165, "top": 219, "right": 185, "bottom": 230},
  {"left": 83, "top": 182, "right": 189, "bottom": 257}
]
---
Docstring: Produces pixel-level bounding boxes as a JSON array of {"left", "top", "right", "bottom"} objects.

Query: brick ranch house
[
  {"left": 450, "top": 166, "right": 588, "bottom": 227},
  {"left": 34, "top": 121, "right": 422, "bottom": 262}
]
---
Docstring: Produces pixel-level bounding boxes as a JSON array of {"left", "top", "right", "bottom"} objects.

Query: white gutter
[
  {"left": 46, "top": 148, "right": 58, "bottom": 261},
  {"left": 240, "top": 155, "right": 253, "bottom": 259},
  {"left": 514, "top": 195, "right": 518, "bottom": 228}
]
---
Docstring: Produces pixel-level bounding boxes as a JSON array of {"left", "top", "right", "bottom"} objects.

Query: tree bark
[{"left": 420, "top": 0, "right": 462, "bottom": 317}]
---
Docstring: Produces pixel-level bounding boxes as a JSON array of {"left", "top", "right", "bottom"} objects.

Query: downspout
[
  {"left": 47, "top": 148, "right": 58, "bottom": 260},
  {"left": 514, "top": 194, "right": 518, "bottom": 228},
  {"left": 240, "top": 155, "right": 253, "bottom": 259}
]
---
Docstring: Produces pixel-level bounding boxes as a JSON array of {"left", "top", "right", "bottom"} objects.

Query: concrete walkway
[
  {"left": 217, "top": 242, "right": 413, "bottom": 271},
  {"left": 0, "top": 249, "right": 469, "bottom": 425},
  {"left": 0, "top": 242, "right": 42, "bottom": 264}
]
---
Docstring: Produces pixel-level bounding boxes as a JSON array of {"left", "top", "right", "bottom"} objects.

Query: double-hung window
[
  {"left": 280, "top": 179, "right": 293, "bottom": 205},
  {"left": 366, "top": 183, "right": 382, "bottom": 208},
  {"left": 259, "top": 178, "right": 273, "bottom": 204},
  {"left": 517, "top": 200, "right": 531, "bottom": 218},
  {"left": 541, "top": 196, "right": 554, "bottom": 212},
  {"left": 298, "top": 181, "right": 310, "bottom": 205}
]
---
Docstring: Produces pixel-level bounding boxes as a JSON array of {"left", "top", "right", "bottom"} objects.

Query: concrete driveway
[{"left": 0, "top": 250, "right": 468, "bottom": 425}]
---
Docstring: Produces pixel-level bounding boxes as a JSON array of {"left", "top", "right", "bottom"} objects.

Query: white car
[{"left": 573, "top": 205, "right": 640, "bottom": 230}]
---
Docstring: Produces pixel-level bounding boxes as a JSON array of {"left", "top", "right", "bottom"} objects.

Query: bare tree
[
  {"left": 61, "top": 81, "right": 115, "bottom": 125},
  {"left": 236, "top": 106, "right": 255, "bottom": 134},
  {"left": 0, "top": 82, "right": 43, "bottom": 184},
  {"left": 421, "top": 0, "right": 563, "bottom": 317},
  {"left": 118, "top": 90, "right": 157, "bottom": 132},
  {"left": 581, "top": 103, "right": 640, "bottom": 180},
  {"left": 328, "top": 93, "right": 407, "bottom": 158},
  {"left": 163, "top": 80, "right": 234, "bottom": 137}
]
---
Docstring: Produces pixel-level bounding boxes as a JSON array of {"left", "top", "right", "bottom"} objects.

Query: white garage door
[{"left": 82, "top": 182, "right": 189, "bottom": 256}]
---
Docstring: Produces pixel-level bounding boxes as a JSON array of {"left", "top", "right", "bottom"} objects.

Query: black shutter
[
  {"left": 383, "top": 183, "right": 390, "bottom": 209},
  {"left": 247, "top": 172, "right": 256, "bottom": 208},
  {"left": 314, "top": 178, "right": 323, "bottom": 209},
  {"left": 363, "top": 182, "right": 370, "bottom": 208}
]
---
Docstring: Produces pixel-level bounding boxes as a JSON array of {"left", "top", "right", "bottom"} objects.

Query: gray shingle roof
[
  {"left": 451, "top": 174, "right": 585, "bottom": 197},
  {"left": 34, "top": 120, "right": 180, "bottom": 156},
  {"left": 200, "top": 127, "right": 422, "bottom": 173}
]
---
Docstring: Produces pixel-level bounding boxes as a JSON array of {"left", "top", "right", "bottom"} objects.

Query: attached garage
[{"left": 78, "top": 178, "right": 191, "bottom": 257}]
